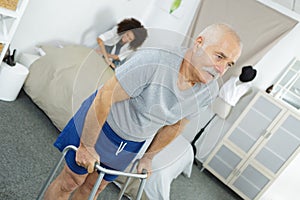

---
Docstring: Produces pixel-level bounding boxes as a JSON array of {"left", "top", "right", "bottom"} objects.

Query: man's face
[{"left": 190, "top": 34, "right": 241, "bottom": 84}]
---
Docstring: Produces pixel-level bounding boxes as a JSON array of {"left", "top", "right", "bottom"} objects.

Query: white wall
[
  {"left": 10, "top": 0, "right": 150, "bottom": 53},
  {"left": 140, "top": 0, "right": 200, "bottom": 47},
  {"left": 254, "top": 23, "right": 300, "bottom": 90},
  {"left": 11, "top": 0, "right": 201, "bottom": 54},
  {"left": 254, "top": 0, "right": 300, "bottom": 90}
]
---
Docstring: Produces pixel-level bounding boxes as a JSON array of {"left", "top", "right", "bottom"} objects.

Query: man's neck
[{"left": 177, "top": 60, "right": 195, "bottom": 90}]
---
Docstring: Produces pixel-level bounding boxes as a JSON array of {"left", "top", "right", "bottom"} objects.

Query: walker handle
[
  {"left": 64, "top": 145, "right": 148, "bottom": 179},
  {"left": 93, "top": 161, "right": 148, "bottom": 179}
]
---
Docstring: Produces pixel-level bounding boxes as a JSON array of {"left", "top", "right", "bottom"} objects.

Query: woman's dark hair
[{"left": 117, "top": 18, "right": 148, "bottom": 50}]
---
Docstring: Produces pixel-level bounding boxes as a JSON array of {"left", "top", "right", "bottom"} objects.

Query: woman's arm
[{"left": 97, "top": 37, "right": 116, "bottom": 69}]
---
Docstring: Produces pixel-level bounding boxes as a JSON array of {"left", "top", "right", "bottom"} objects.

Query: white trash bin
[{"left": 0, "top": 62, "right": 29, "bottom": 101}]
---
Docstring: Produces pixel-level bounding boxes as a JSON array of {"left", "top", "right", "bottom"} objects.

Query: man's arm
[
  {"left": 76, "top": 75, "right": 130, "bottom": 173},
  {"left": 137, "top": 118, "right": 190, "bottom": 176}
]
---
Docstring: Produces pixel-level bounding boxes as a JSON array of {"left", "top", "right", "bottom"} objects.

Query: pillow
[
  {"left": 34, "top": 47, "right": 46, "bottom": 56},
  {"left": 37, "top": 45, "right": 58, "bottom": 55},
  {"left": 17, "top": 53, "right": 40, "bottom": 69},
  {"left": 35, "top": 41, "right": 69, "bottom": 56}
]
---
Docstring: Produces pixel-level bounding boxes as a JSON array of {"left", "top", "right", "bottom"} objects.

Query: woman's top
[{"left": 98, "top": 26, "right": 133, "bottom": 62}]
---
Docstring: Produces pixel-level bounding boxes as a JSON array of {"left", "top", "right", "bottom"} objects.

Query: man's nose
[{"left": 215, "top": 64, "right": 226, "bottom": 75}]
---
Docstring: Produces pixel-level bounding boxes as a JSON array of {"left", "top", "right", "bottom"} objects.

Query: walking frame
[{"left": 37, "top": 145, "right": 148, "bottom": 200}]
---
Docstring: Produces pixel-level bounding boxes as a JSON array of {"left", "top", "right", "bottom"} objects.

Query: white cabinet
[
  {"left": 0, "top": 0, "right": 29, "bottom": 63},
  {"left": 203, "top": 91, "right": 300, "bottom": 200}
]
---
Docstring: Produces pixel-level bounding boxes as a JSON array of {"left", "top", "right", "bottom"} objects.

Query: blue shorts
[{"left": 54, "top": 91, "right": 145, "bottom": 181}]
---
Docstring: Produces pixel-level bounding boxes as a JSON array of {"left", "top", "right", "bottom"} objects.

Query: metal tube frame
[{"left": 36, "top": 145, "right": 148, "bottom": 200}]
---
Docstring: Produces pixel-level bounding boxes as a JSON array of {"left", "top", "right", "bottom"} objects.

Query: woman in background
[{"left": 97, "top": 18, "right": 148, "bottom": 69}]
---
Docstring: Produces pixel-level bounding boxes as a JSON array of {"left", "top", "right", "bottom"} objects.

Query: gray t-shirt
[{"left": 106, "top": 48, "right": 219, "bottom": 141}]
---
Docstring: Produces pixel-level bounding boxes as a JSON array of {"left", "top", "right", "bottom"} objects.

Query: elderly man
[{"left": 45, "top": 23, "right": 242, "bottom": 199}]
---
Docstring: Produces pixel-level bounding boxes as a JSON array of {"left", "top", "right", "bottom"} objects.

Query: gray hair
[{"left": 199, "top": 23, "right": 243, "bottom": 50}]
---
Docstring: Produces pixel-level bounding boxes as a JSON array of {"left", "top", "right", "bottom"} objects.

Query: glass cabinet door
[
  {"left": 230, "top": 164, "right": 271, "bottom": 200},
  {"left": 204, "top": 92, "right": 286, "bottom": 184},
  {"left": 227, "top": 94, "right": 284, "bottom": 154},
  {"left": 254, "top": 112, "right": 300, "bottom": 174},
  {"left": 206, "top": 145, "right": 242, "bottom": 181}
]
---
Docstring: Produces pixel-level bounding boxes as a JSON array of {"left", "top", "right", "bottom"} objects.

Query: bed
[
  {"left": 23, "top": 45, "right": 114, "bottom": 131},
  {"left": 20, "top": 44, "right": 194, "bottom": 200}
]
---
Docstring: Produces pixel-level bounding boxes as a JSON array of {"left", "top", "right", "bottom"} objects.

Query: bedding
[{"left": 23, "top": 45, "right": 114, "bottom": 131}]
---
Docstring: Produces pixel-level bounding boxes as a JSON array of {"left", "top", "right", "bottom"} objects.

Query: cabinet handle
[
  {"left": 264, "top": 132, "right": 272, "bottom": 139},
  {"left": 232, "top": 168, "right": 237, "bottom": 176},
  {"left": 232, "top": 168, "right": 241, "bottom": 177}
]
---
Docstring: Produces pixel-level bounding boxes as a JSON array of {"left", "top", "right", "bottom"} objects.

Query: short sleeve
[
  {"left": 185, "top": 105, "right": 208, "bottom": 121},
  {"left": 115, "top": 49, "right": 159, "bottom": 97},
  {"left": 98, "top": 26, "right": 118, "bottom": 42}
]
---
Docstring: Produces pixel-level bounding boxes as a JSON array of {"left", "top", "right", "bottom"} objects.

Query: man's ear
[
  {"left": 193, "top": 36, "right": 203, "bottom": 52},
  {"left": 195, "top": 36, "right": 203, "bottom": 47}
]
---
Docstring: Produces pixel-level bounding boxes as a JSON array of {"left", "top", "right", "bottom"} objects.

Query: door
[
  {"left": 225, "top": 93, "right": 285, "bottom": 157},
  {"left": 230, "top": 163, "right": 272, "bottom": 200},
  {"left": 230, "top": 111, "right": 300, "bottom": 199}
]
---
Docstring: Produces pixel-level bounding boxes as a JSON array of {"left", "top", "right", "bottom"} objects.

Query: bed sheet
[
  {"left": 144, "top": 135, "right": 194, "bottom": 200},
  {"left": 23, "top": 45, "right": 114, "bottom": 130},
  {"left": 114, "top": 135, "right": 194, "bottom": 200}
]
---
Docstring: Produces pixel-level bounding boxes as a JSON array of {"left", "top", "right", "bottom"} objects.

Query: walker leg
[
  {"left": 88, "top": 171, "right": 105, "bottom": 200},
  {"left": 117, "top": 177, "right": 132, "bottom": 200},
  {"left": 135, "top": 169, "right": 147, "bottom": 200},
  {"left": 117, "top": 159, "right": 139, "bottom": 200},
  {"left": 200, "top": 166, "right": 205, "bottom": 172},
  {"left": 136, "top": 178, "right": 147, "bottom": 200},
  {"left": 36, "top": 153, "right": 66, "bottom": 200}
]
